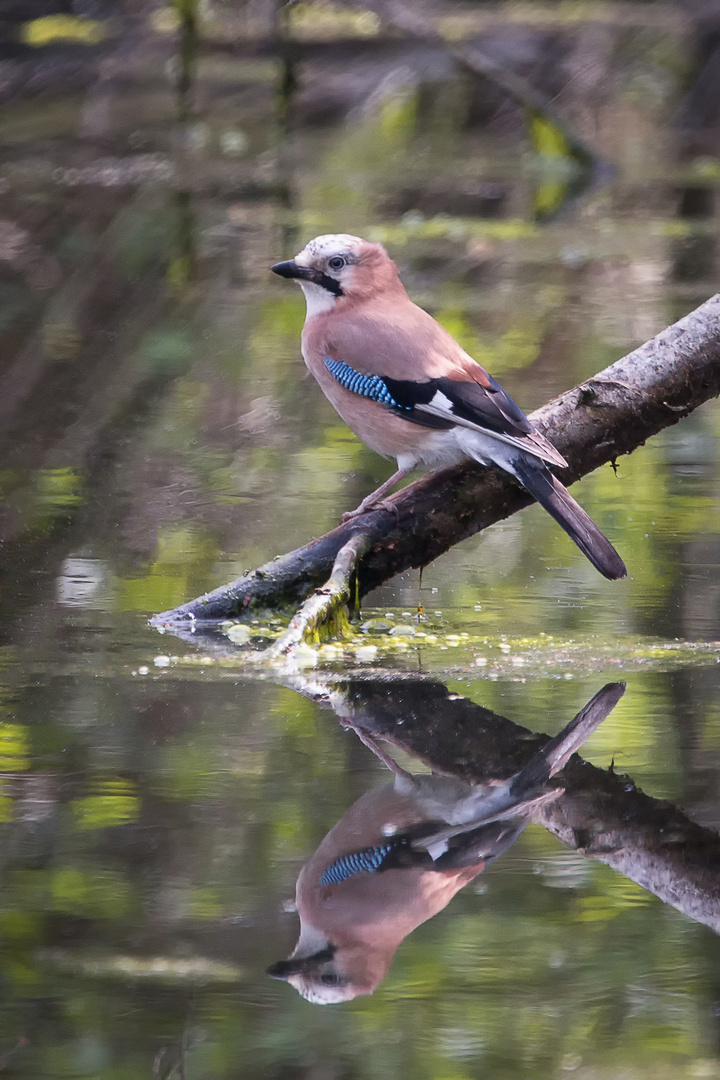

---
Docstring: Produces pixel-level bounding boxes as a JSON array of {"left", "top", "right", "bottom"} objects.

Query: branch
[
  {"left": 152, "top": 294, "right": 720, "bottom": 628},
  {"left": 261, "top": 533, "right": 371, "bottom": 655}
]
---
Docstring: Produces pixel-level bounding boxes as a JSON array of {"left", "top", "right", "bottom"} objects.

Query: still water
[{"left": 1, "top": 1, "right": 720, "bottom": 1077}]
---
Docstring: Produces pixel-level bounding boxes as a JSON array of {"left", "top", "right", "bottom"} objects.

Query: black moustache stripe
[{"left": 315, "top": 272, "right": 344, "bottom": 297}]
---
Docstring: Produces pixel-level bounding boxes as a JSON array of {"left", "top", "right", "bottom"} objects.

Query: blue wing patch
[
  {"left": 323, "top": 357, "right": 456, "bottom": 431},
  {"left": 325, "top": 357, "right": 405, "bottom": 410},
  {"left": 320, "top": 840, "right": 407, "bottom": 885}
]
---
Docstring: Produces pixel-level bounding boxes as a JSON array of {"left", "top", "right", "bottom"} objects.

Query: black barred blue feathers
[
  {"left": 325, "top": 357, "right": 405, "bottom": 410},
  {"left": 320, "top": 838, "right": 409, "bottom": 885}
]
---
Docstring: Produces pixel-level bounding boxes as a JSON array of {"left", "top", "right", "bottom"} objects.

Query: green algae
[{"left": 170, "top": 612, "right": 720, "bottom": 678}]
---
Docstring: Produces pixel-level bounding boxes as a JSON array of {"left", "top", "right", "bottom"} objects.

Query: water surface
[{"left": 1, "top": 2, "right": 720, "bottom": 1077}]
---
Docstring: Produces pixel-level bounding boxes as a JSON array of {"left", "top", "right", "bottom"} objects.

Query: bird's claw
[
  {"left": 340, "top": 500, "right": 398, "bottom": 525},
  {"left": 339, "top": 507, "right": 367, "bottom": 524}
]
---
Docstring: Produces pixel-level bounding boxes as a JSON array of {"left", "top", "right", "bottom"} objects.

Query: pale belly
[{"left": 302, "top": 345, "right": 470, "bottom": 471}]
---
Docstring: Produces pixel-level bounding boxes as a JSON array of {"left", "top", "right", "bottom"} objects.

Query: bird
[
  {"left": 271, "top": 234, "right": 626, "bottom": 580},
  {"left": 267, "top": 682, "right": 626, "bottom": 1004}
]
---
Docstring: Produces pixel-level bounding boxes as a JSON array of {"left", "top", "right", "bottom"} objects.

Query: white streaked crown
[{"left": 295, "top": 233, "right": 365, "bottom": 266}]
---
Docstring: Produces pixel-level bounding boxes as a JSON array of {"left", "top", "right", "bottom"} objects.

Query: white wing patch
[
  {"left": 425, "top": 839, "right": 450, "bottom": 861},
  {"left": 428, "top": 389, "right": 455, "bottom": 413}
]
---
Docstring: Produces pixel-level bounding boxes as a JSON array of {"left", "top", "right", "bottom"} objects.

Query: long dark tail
[
  {"left": 423, "top": 683, "right": 626, "bottom": 867},
  {"left": 510, "top": 682, "right": 626, "bottom": 798},
  {"left": 511, "top": 458, "right": 627, "bottom": 580}
]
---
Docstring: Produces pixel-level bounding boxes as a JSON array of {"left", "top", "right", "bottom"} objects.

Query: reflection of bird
[
  {"left": 271, "top": 234, "right": 625, "bottom": 579},
  {"left": 268, "top": 683, "right": 625, "bottom": 1004}
]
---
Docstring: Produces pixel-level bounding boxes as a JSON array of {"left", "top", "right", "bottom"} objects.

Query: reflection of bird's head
[
  {"left": 270, "top": 234, "right": 403, "bottom": 315},
  {"left": 267, "top": 938, "right": 390, "bottom": 1005}
]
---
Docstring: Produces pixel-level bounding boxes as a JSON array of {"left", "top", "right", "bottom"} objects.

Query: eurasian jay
[
  {"left": 267, "top": 682, "right": 625, "bottom": 1004},
  {"left": 271, "top": 234, "right": 626, "bottom": 580}
]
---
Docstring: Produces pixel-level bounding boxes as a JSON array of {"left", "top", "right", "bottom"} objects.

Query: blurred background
[{"left": 1, "top": 0, "right": 720, "bottom": 1076}]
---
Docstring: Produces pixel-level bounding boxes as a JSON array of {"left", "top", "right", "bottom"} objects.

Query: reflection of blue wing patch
[
  {"left": 320, "top": 840, "right": 406, "bottom": 885},
  {"left": 325, "top": 357, "right": 403, "bottom": 409}
]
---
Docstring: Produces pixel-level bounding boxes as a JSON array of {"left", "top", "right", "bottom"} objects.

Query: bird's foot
[
  {"left": 340, "top": 498, "right": 399, "bottom": 525},
  {"left": 338, "top": 469, "right": 411, "bottom": 525},
  {"left": 339, "top": 497, "right": 385, "bottom": 523},
  {"left": 339, "top": 505, "right": 369, "bottom": 524}
]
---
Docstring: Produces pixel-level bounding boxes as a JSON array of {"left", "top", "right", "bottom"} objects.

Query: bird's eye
[
  {"left": 327, "top": 256, "right": 346, "bottom": 272},
  {"left": 320, "top": 972, "right": 341, "bottom": 986}
]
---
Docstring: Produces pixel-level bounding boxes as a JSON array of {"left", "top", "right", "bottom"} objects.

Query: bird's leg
[
  {"left": 340, "top": 468, "right": 410, "bottom": 523},
  {"left": 339, "top": 720, "right": 415, "bottom": 779}
]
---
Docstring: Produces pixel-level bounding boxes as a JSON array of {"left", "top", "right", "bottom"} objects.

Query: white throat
[
  {"left": 294, "top": 920, "right": 331, "bottom": 959},
  {"left": 299, "top": 280, "right": 338, "bottom": 320},
  {"left": 289, "top": 976, "right": 357, "bottom": 1005}
]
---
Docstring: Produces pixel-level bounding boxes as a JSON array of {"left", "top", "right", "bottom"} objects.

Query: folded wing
[{"left": 324, "top": 356, "right": 567, "bottom": 469}]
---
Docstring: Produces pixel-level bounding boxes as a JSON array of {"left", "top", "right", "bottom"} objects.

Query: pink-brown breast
[{"left": 300, "top": 296, "right": 487, "bottom": 460}]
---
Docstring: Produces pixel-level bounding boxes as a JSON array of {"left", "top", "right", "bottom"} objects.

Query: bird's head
[
  {"left": 270, "top": 234, "right": 402, "bottom": 318},
  {"left": 267, "top": 937, "right": 391, "bottom": 1005}
]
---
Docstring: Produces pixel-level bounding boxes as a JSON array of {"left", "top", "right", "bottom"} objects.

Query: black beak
[
  {"left": 270, "top": 260, "right": 344, "bottom": 297},
  {"left": 266, "top": 944, "right": 336, "bottom": 980},
  {"left": 266, "top": 958, "right": 303, "bottom": 980},
  {"left": 270, "top": 259, "right": 310, "bottom": 280}
]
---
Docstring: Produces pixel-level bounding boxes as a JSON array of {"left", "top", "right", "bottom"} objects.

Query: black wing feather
[
  {"left": 435, "top": 375, "right": 533, "bottom": 437},
  {"left": 431, "top": 819, "right": 528, "bottom": 871},
  {"left": 379, "top": 376, "right": 454, "bottom": 430},
  {"left": 382, "top": 373, "right": 532, "bottom": 439}
]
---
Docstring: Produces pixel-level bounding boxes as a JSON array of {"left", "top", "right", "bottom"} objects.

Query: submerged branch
[
  {"left": 262, "top": 533, "right": 371, "bottom": 655},
  {"left": 152, "top": 294, "right": 720, "bottom": 628}
]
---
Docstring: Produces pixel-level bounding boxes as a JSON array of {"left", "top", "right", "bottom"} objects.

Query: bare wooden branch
[{"left": 152, "top": 294, "right": 720, "bottom": 627}]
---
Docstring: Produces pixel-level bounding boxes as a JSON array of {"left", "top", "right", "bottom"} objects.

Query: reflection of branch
[
  {"left": 323, "top": 678, "right": 720, "bottom": 934},
  {"left": 153, "top": 1047, "right": 180, "bottom": 1080},
  {"left": 153, "top": 295, "right": 720, "bottom": 627}
]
